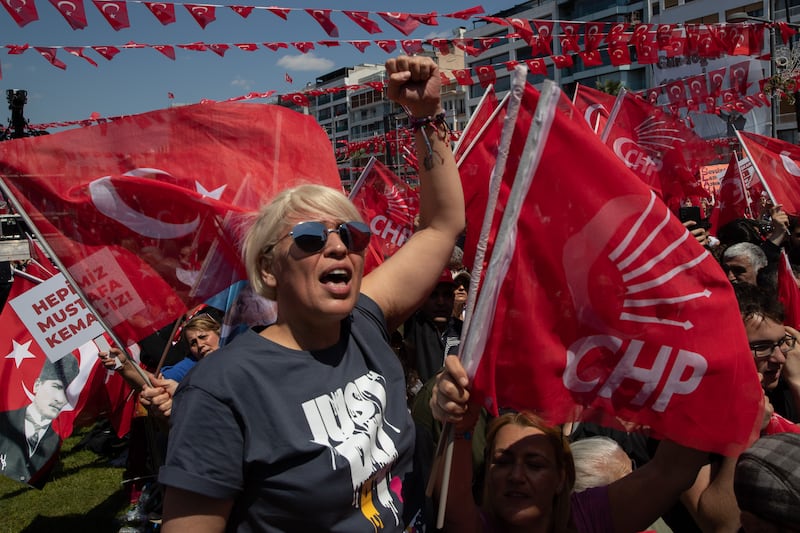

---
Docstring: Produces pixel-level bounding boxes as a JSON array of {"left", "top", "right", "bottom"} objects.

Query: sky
[{"left": 1, "top": 0, "right": 496, "bottom": 130}]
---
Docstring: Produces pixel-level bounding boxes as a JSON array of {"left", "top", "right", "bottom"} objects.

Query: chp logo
[
  {"left": 561, "top": 191, "right": 713, "bottom": 411},
  {"left": 610, "top": 113, "right": 683, "bottom": 178}
]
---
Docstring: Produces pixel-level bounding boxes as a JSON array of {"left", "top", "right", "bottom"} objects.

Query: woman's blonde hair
[
  {"left": 243, "top": 184, "right": 363, "bottom": 300},
  {"left": 182, "top": 314, "right": 221, "bottom": 343},
  {"left": 484, "top": 410, "right": 576, "bottom": 533}
]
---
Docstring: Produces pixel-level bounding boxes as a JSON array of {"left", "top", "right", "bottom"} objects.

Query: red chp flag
[
  {"left": 738, "top": 130, "right": 800, "bottom": 216},
  {"left": 601, "top": 89, "right": 714, "bottom": 207},
  {"left": 454, "top": 84, "right": 499, "bottom": 163},
  {"left": 0, "top": 103, "right": 340, "bottom": 347},
  {"left": 349, "top": 158, "right": 418, "bottom": 274},
  {"left": 467, "top": 81, "right": 762, "bottom": 455}
]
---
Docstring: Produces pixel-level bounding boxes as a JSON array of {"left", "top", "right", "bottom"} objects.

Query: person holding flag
[{"left": 159, "top": 54, "right": 464, "bottom": 532}]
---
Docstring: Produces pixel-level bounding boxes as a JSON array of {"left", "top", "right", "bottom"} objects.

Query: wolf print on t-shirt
[{"left": 302, "top": 370, "right": 403, "bottom": 529}]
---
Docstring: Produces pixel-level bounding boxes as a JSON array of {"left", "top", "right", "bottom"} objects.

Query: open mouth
[{"left": 321, "top": 268, "right": 351, "bottom": 285}]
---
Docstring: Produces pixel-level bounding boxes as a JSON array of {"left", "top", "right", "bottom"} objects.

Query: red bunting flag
[
  {"left": 533, "top": 20, "right": 554, "bottom": 55},
  {"left": 584, "top": 22, "right": 605, "bottom": 51},
  {"left": 343, "top": 10, "right": 382, "bottom": 34},
  {"left": 609, "top": 44, "right": 631, "bottom": 66},
  {"left": 375, "top": 40, "right": 397, "bottom": 53},
  {"left": 400, "top": 39, "right": 424, "bottom": 55},
  {"left": 729, "top": 60, "right": 750, "bottom": 95},
  {"left": 377, "top": 12, "right": 420, "bottom": 36},
  {"left": 475, "top": 64, "right": 497, "bottom": 88},
  {"left": 551, "top": 54, "right": 574, "bottom": 69},
  {"left": 64, "top": 46, "right": 98, "bottom": 67},
  {"left": 281, "top": 92, "right": 310, "bottom": 107},
  {"left": 348, "top": 157, "right": 419, "bottom": 274},
  {"left": 263, "top": 42, "right": 287, "bottom": 51},
  {"left": 6, "top": 44, "right": 29, "bottom": 55},
  {"left": 284, "top": 72, "right": 292, "bottom": 84},
  {"left": 266, "top": 6, "right": 290, "bottom": 19},
  {"left": 443, "top": 6, "right": 484, "bottom": 20},
  {"left": 91, "top": 45, "right": 120, "bottom": 60},
  {"left": 579, "top": 50, "right": 603, "bottom": 67},
  {"left": 665, "top": 79, "right": 688, "bottom": 106},
  {"left": 524, "top": 58, "right": 547, "bottom": 75},
  {"left": 508, "top": 17, "right": 535, "bottom": 43},
  {"left": 143, "top": 2, "right": 175, "bottom": 25},
  {"left": 34, "top": 47, "right": 67, "bottom": 70},
  {"left": 48, "top": 0, "right": 88, "bottom": 29},
  {"left": 349, "top": 41, "right": 371, "bottom": 53},
  {"left": 184, "top": 4, "right": 216, "bottom": 29},
  {"left": 152, "top": 44, "right": 176, "bottom": 60},
  {"left": 229, "top": 5, "right": 252, "bottom": 18},
  {"left": 0, "top": 103, "right": 340, "bottom": 345},
  {"left": 305, "top": 8, "right": 338, "bottom": 38},
  {"left": 234, "top": 43, "right": 258, "bottom": 52},
  {"left": 738, "top": 130, "right": 800, "bottom": 216},
  {"left": 464, "top": 80, "right": 762, "bottom": 455},
  {"left": 452, "top": 69, "right": 475, "bottom": 86},
  {"left": 292, "top": 42, "right": 315, "bottom": 53},
  {"left": 778, "top": 252, "right": 800, "bottom": 330},
  {"left": 92, "top": 0, "right": 129, "bottom": 31},
  {"left": 167, "top": 91, "right": 174, "bottom": 99},
  {"left": 559, "top": 22, "right": 581, "bottom": 53},
  {"left": 1, "top": 0, "right": 38, "bottom": 26}
]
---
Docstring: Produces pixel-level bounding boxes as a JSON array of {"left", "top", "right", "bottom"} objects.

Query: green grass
[{"left": 0, "top": 425, "right": 131, "bottom": 533}]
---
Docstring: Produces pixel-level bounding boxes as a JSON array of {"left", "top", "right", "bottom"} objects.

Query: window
[{"left": 726, "top": 3, "right": 764, "bottom": 19}]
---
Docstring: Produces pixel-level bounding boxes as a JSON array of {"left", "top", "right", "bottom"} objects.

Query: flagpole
[
  {"left": 455, "top": 93, "right": 511, "bottom": 169},
  {"left": 348, "top": 156, "right": 376, "bottom": 200},
  {"left": 0, "top": 177, "right": 152, "bottom": 387},
  {"left": 453, "top": 84, "right": 495, "bottom": 156}
]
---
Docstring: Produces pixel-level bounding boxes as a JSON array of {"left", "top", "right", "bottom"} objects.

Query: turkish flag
[
  {"left": 400, "top": 39, "right": 424, "bottom": 55},
  {"left": 707, "top": 154, "right": 753, "bottom": 235},
  {"left": 6, "top": 44, "right": 29, "bottom": 55},
  {"left": 584, "top": 22, "right": 604, "bottom": 51},
  {"left": 738, "top": 130, "right": 800, "bottom": 216},
  {"left": 92, "top": 0, "right": 129, "bottom": 30},
  {"left": 48, "top": 0, "right": 87, "bottom": 29},
  {"left": 560, "top": 22, "right": 581, "bottom": 53},
  {"left": 475, "top": 64, "right": 497, "bottom": 88},
  {"left": 665, "top": 80, "right": 687, "bottom": 106},
  {"left": 1, "top": 0, "right": 38, "bottom": 26},
  {"left": 208, "top": 43, "right": 228, "bottom": 57},
  {"left": 91, "top": 45, "right": 120, "bottom": 60},
  {"left": 551, "top": 54, "right": 574, "bottom": 69},
  {"left": 464, "top": 80, "right": 762, "bottom": 455},
  {"left": 64, "top": 47, "right": 97, "bottom": 67},
  {"left": 343, "top": 10, "right": 381, "bottom": 34},
  {"left": 534, "top": 20, "right": 554, "bottom": 55},
  {"left": 0, "top": 103, "right": 340, "bottom": 346},
  {"left": 452, "top": 69, "right": 474, "bottom": 86},
  {"left": 152, "top": 45, "right": 175, "bottom": 60},
  {"left": 778, "top": 252, "right": 800, "bottom": 330},
  {"left": 143, "top": 2, "right": 175, "bottom": 25},
  {"left": 306, "top": 9, "right": 338, "bottom": 38},
  {"left": 572, "top": 83, "right": 616, "bottom": 134},
  {"left": 378, "top": 12, "right": 420, "bottom": 36},
  {"left": 508, "top": 17, "right": 535, "bottom": 44},
  {"left": 234, "top": 43, "right": 258, "bottom": 52},
  {"left": 349, "top": 41, "right": 371, "bottom": 53},
  {"left": 444, "top": 6, "right": 484, "bottom": 20},
  {"left": 292, "top": 42, "right": 315, "bottom": 53},
  {"left": 656, "top": 24, "right": 674, "bottom": 49},
  {"left": 349, "top": 158, "right": 419, "bottom": 274},
  {"left": 524, "top": 58, "right": 547, "bottom": 75},
  {"left": 229, "top": 5, "right": 252, "bottom": 18},
  {"left": 184, "top": 4, "right": 215, "bottom": 28},
  {"left": 263, "top": 42, "right": 287, "bottom": 51},
  {"left": 375, "top": 40, "right": 397, "bottom": 53},
  {"left": 579, "top": 50, "right": 604, "bottom": 67},
  {"left": 33, "top": 47, "right": 67, "bottom": 70},
  {"left": 686, "top": 75, "right": 709, "bottom": 102},
  {"left": 708, "top": 67, "right": 727, "bottom": 97},
  {"left": 729, "top": 60, "right": 750, "bottom": 95},
  {"left": 428, "top": 38, "right": 451, "bottom": 55},
  {"left": 608, "top": 44, "right": 631, "bottom": 66}
]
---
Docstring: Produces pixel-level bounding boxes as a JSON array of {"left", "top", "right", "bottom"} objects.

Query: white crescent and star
[
  {"left": 780, "top": 153, "right": 800, "bottom": 177},
  {"left": 5, "top": 339, "right": 37, "bottom": 368}
]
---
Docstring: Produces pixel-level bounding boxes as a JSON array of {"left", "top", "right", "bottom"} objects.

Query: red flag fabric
[
  {"left": 738, "top": 130, "right": 800, "bottom": 216},
  {"left": 348, "top": 158, "right": 419, "bottom": 274},
  {"left": 266, "top": 6, "right": 289, "bottom": 19},
  {"left": 584, "top": 22, "right": 604, "bottom": 51},
  {"left": 533, "top": 20, "right": 554, "bottom": 55},
  {"left": 48, "top": 0, "right": 87, "bottom": 29},
  {"left": 208, "top": 43, "right": 228, "bottom": 57},
  {"left": 263, "top": 42, "right": 288, "bottom": 51},
  {"left": 559, "top": 22, "right": 581, "bottom": 53},
  {"left": 601, "top": 90, "right": 714, "bottom": 205},
  {"left": 508, "top": 17, "right": 535, "bottom": 44},
  {"left": 284, "top": 72, "right": 292, "bottom": 84},
  {"left": 143, "top": 2, "right": 175, "bottom": 25},
  {"left": 184, "top": 4, "right": 216, "bottom": 29},
  {"left": 375, "top": 40, "right": 397, "bottom": 53},
  {"left": 778, "top": 252, "right": 800, "bottom": 330},
  {"left": 152, "top": 44, "right": 176, "bottom": 60},
  {"left": 708, "top": 154, "right": 753, "bottom": 235},
  {"left": 1, "top": 0, "right": 38, "bottom": 26},
  {"left": 64, "top": 46, "right": 98, "bottom": 67},
  {"left": 572, "top": 83, "right": 616, "bottom": 134},
  {"left": 292, "top": 42, "right": 315, "bottom": 54},
  {"left": 475, "top": 64, "right": 497, "bottom": 88},
  {"left": 465, "top": 80, "right": 762, "bottom": 455},
  {"left": 0, "top": 103, "right": 340, "bottom": 346},
  {"left": 452, "top": 69, "right": 474, "bottom": 86},
  {"left": 454, "top": 84, "right": 499, "bottom": 163},
  {"left": 229, "top": 5, "right": 252, "bottom": 18},
  {"left": 377, "top": 12, "right": 420, "bottom": 36},
  {"left": 443, "top": 6, "right": 484, "bottom": 20},
  {"left": 343, "top": 10, "right": 381, "bottom": 34},
  {"left": 91, "top": 45, "right": 120, "bottom": 60},
  {"left": 92, "top": 0, "right": 129, "bottom": 30},
  {"left": 400, "top": 39, "right": 424, "bottom": 55},
  {"left": 234, "top": 43, "right": 258, "bottom": 52},
  {"left": 305, "top": 8, "right": 338, "bottom": 38},
  {"left": 167, "top": 91, "right": 174, "bottom": 99},
  {"left": 34, "top": 47, "right": 67, "bottom": 70}
]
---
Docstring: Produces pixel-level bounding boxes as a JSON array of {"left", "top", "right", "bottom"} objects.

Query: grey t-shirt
[{"left": 160, "top": 294, "right": 420, "bottom": 532}]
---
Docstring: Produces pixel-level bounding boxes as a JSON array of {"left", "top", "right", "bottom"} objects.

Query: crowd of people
[{"left": 92, "top": 55, "right": 800, "bottom": 533}]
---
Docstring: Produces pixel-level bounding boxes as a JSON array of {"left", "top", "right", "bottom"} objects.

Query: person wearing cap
[
  {"left": 734, "top": 432, "right": 800, "bottom": 532},
  {"left": 452, "top": 269, "right": 470, "bottom": 321},
  {"left": 0, "top": 354, "right": 79, "bottom": 486},
  {"left": 403, "top": 268, "right": 464, "bottom": 384}
]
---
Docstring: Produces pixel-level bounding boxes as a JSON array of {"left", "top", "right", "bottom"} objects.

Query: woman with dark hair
[{"left": 433, "top": 358, "right": 709, "bottom": 533}]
